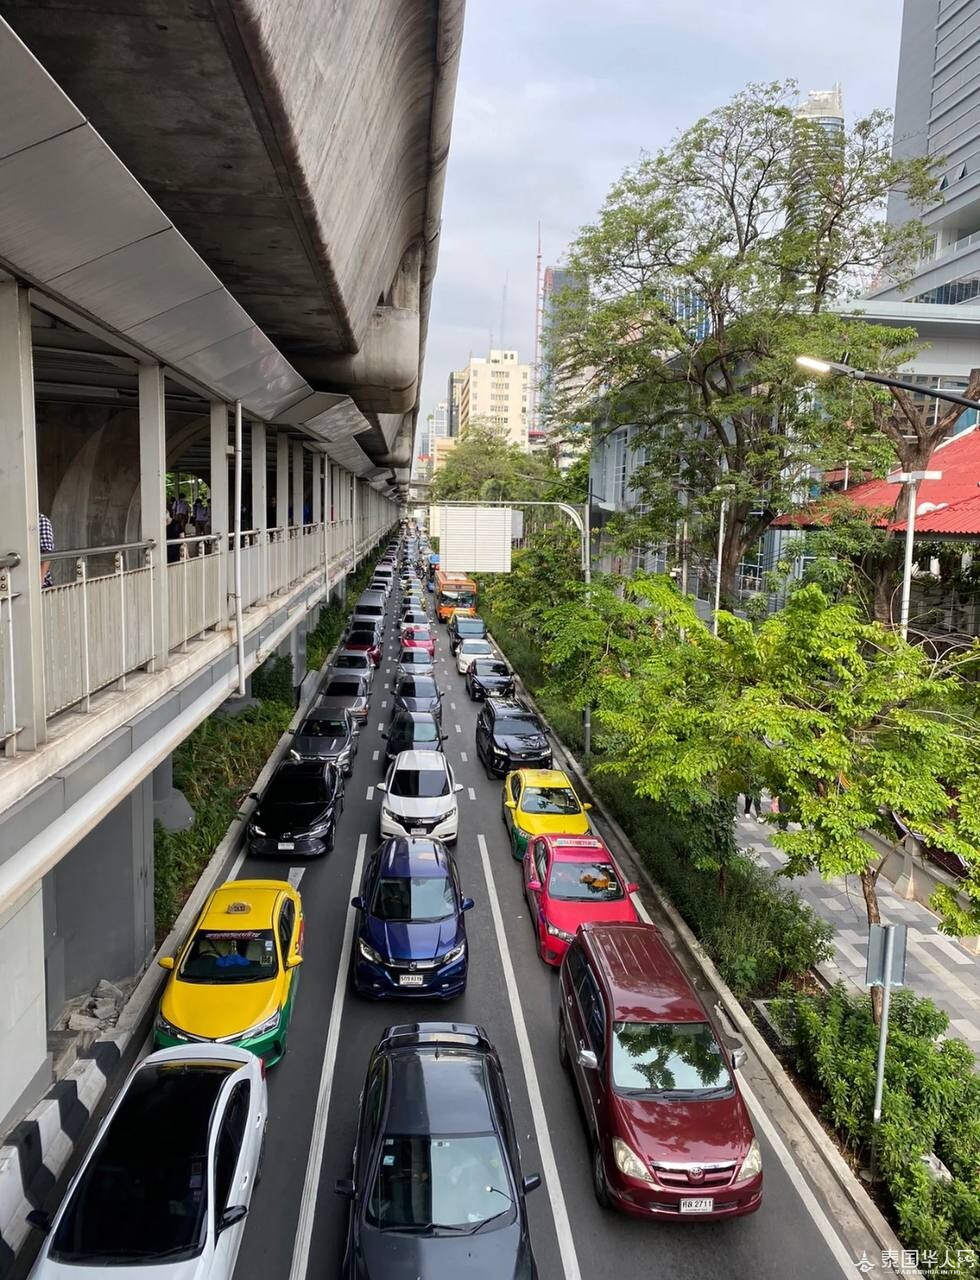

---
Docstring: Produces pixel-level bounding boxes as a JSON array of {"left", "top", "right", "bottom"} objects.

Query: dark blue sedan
[{"left": 350, "top": 838, "right": 473, "bottom": 999}]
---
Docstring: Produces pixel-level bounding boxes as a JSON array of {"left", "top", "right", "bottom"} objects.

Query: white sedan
[
  {"left": 455, "top": 637, "right": 495, "bottom": 674},
  {"left": 377, "top": 750, "right": 463, "bottom": 844},
  {"left": 28, "top": 1044, "right": 266, "bottom": 1278}
]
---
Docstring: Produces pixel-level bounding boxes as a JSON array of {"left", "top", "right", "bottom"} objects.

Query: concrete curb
[
  {"left": 492, "top": 636, "right": 909, "bottom": 1265},
  {"left": 0, "top": 575, "right": 366, "bottom": 1278}
]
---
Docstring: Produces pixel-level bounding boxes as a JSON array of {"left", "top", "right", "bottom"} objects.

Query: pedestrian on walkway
[
  {"left": 743, "top": 791, "right": 762, "bottom": 819},
  {"left": 39, "top": 512, "right": 54, "bottom": 587}
]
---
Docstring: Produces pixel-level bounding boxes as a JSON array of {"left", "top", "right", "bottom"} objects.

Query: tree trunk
[
  {"left": 860, "top": 865, "right": 883, "bottom": 1026},
  {"left": 718, "top": 518, "right": 747, "bottom": 612}
]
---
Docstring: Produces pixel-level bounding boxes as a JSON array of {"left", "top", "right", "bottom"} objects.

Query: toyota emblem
[{"left": 688, "top": 1167, "right": 705, "bottom": 1182}]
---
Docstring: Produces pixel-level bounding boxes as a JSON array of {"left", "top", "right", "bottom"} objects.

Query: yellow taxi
[
  {"left": 154, "top": 879, "right": 303, "bottom": 1065},
  {"left": 501, "top": 768, "right": 593, "bottom": 859}
]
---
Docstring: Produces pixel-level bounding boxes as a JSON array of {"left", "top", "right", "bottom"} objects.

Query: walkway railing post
[
  {"left": 210, "top": 401, "right": 230, "bottom": 628},
  {"left": 138, "top": 361, "right": 169, "bottom": 670},
  {"left": 115, "top": 551, "right": 127, "bottom": 691}
]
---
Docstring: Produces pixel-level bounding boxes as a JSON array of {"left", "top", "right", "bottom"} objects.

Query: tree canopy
[{"left": 428, "top": 420, "right": 560, "bottom": 504}]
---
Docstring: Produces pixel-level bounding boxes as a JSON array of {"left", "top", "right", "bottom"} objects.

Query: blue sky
[{"left": 420, "top": 0, "right": 905, "bottom": 424}]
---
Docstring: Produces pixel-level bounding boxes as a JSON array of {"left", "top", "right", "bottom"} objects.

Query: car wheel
[
  {"left": 592, "top": 1142, "right": 611, "bottom": 1209},
  {"left": 558, "top": 1016, "right": 570, "bottom": 1071}
]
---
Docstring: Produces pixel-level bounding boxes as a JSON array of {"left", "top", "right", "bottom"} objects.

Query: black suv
[
  {"left": 382, "top": 710, "right": 447, "bottom": 767},
  {"left": 335, "top": 1023, "right": 540, "bottom": 1280},
  {"left": 448, "top": 613, "right": 487, "bottom": 654},
  {"left": 475, "top": 698, "right": 552, "bottom": 777}
]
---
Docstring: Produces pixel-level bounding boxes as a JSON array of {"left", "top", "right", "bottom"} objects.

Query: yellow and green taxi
[
  {"left": 154, "top": 879, "right": 304, "bottom": 1065},
  {"left": 501, "top": 768, "right": 593, "bottom": 859}
]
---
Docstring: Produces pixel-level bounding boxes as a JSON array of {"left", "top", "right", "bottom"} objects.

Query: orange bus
[{"left": 434, "top": 570, "right": 477, "bottom": 623}]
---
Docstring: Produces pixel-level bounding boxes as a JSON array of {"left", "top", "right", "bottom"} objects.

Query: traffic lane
[{"left": 437, "top": 621, "right": 852, "bottom": 1280}]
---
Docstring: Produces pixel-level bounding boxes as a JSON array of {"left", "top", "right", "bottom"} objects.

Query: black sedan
[
  {"left": 392, "top": 674, "right": 443, "bottom": 723},
  {"left": 336, "top": 1023, "right": 540, "bottom": 1279},
  {"left": 291, "top": 706, "right": 358, "bottom": 775},
  {"left": 465, "top": 657, "right": 515, "bottom": 701},
  {"left": 475, "top": 697, "right": 552, "bottom": 777},
  {"left": 247, "top": 758, "right": 344, "bottom": 856},
  {"left": 382, "top": 710, "right": 447, "bottom": 767},
  {"left": 448, "top": 613, "right": 487, "bottom": 654}
]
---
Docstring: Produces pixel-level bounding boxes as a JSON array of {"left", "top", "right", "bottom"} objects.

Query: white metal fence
[{"left": 167, "top": 536, "right": 222, "bottom": 651}]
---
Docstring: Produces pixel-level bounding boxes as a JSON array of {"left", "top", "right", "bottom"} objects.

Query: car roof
[
  {"left": 378, "top": 836, "right": 451, "bottom": 878},
  {"left": 385, "top": 1049, "right": 494, "bottom": 1136},
  {"left": 518, "top": 768, "right": 571, "bottom": 788},
  {"left": 488, "top": 697, "right": 531, "bottom": 715},
  {"left": 393, "top": 749, "right": 449, "bottom": 770},
  {"left": 391, "top": 709, "right": 438, "bottom": 725},
  {"left": 201, "top": 880, "right": 284, "bottom": 930},
  {"left": 581, "top": 922, "right": 707, "bottom": 1023},
  {"left": 541, "top": 834, "right": 611, "bottom": 859}
]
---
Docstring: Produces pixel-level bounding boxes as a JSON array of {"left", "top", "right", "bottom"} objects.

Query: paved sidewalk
[{"left": 735, "top": 811, "right": 980, "bottom": 1058}]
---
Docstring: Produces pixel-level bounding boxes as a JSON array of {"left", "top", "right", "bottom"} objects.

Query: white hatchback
[
  {"left": 455, "top": 637, "right": 495, "bottom": 674},
  {"left": 28, "top": 1044, "right": 266, "bottom": 1279},
  {"left": 377, "top": 750, "right": 463, "bottom": 844}
]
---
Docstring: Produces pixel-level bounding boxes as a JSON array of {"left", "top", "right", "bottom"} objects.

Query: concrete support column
[
  {"left": 275, "top": 431, "right": 289, "bottom": 532},
  {"left": 152, "top": 754, "right": 193, "bottom": 831},
  {"left": 292, "top": 442, "right": 304, "bottom": 526},
  {"left": 0, "top": 281, "right": 46, "bottom": 753},
  {"left": 311, "top": 454, "right": 322, "bottom": 525},
  {"left": 251, "top": 421, "right": 267, "bottom": 598},
  {"left": 138, "top": 363, "right": 168, "bottom": 669},
  {"left": 0, "top": 884, "right": 48, "bottom": 1131},
  {"left": 209, "top": 401, "right": 229, "bottom": 628}
]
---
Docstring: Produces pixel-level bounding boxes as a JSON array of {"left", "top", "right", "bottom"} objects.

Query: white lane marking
[
  {"left": 366, "top": 786, "right": 374, "bottom": 801},
  {"left": 385, "top": 667, "right": 391, "bottom": 674},
  {"left": 381, "top": 699, "right": 387, "bottom": 708},
  {"left": 288, "top": 836, "right": 366, "bottom": 1280},
  {"left": 460, "top": 751, "right": 468, "bottom": 763},
  {"left": 287, "top": 867, "right": 306, "bottom": 889},
  {"left": 372, "top": 749, "right": 379, "bottom": 761},
  {"left": 377, "top": 721, "right": 384, "bottom": 731},
  {"left": 468, "top": 787, "right": 477, "bottom": 801},
  {"left": 383, "top": 682, "right": 389, "bottom": 690},
  {"left": 229, "top": 846, "right": 248, "bottom": 878},
  {"left": 476, "top": 835, "right": 582, "bottom": 1280},
  {"left": 630, "top": 895, "right": 855, "bottom": 1277},
  {"left": 450, "top": 701, "right": 457, "bottom": 710},
  {"left": 454, "top": 724, "right": 462, "bottom": 734}
]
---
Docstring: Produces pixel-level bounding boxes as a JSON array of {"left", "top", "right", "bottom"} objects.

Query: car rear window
[
  {"left": 323, "top": 679, "right": 363, "bottom": 697},
  {"left": 610, "top": 1021, "right": 733, "bottom": 1097},
  {"left": 454, "top": 619, "right": 485, "bottom": 635},
  {"left": 391, "top": 719, "right": 440, "bottom": 745},
  {"left": 399, "top": 650, "right": 430, "bottom": 664},
  {"left": 347, "top": 631, "right": 378, "bottom": 646},
  {"left": 180, "top": 928, "right": 279, "bottom": 982},
  {"left": 334, "top": 653, "right": 370, "bottom": 669},
  {"left": 354, "top": 605, "right": 383, "bottom": 618}
]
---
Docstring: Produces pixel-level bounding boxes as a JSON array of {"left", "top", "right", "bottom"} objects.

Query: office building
[
  {"left": 447, "top": 370, "right": 465, "bottom": 435},
  {"left": 432, "top": 400, "right": 450, "bottom": 439},
  {"left": 433, "top": 435, "right": 459, "bottom": 474},
  {"left": 787, "top": 87, "right": 845, "bottom": 238},
  {"left": 457, "top": 349, "right": 532, "bottom": 449}
]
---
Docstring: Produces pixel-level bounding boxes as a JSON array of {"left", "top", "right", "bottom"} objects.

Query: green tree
[
  {"left": 548, "top": 80, "right": 941, "bottom": 605},
  {"left": 429, "top": 420, "right": 559, "bottom": 504}
]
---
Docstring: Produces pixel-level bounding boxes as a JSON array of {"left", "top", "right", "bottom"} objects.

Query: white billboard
[{"left": 437, "top": 506, "right": 513, "bottom": 573}]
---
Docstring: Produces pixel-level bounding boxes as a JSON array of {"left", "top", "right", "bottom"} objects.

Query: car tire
[
  {"left": 592, "top": 1142, "right": 611, "bottom": 1209},
  {"left": 558, "top": 1016, "right": 570, "bottom": 1071}
]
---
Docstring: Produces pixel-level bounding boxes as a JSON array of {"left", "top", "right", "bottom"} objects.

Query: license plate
[
  {"left": 278, "top": 841, "right": 295, "bottom": 851},
  {"left": 398, "top": 974, "right": 425, "bottom": 987},
  {"left": 410, "top": 827, "right": 427, "bottom": 836},
  {"left": 679, "top": 1198, "right": 713, "bottom": 1214}
]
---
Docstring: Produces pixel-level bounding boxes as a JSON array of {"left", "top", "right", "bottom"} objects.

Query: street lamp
[
  {"left": 796, "top": 356, "right": 980, "bottom": 412},
  {"left": 712, "top": 483, "right": 735, "bottom": 636},
  {"left": 886, "top": 469, "right": 942, "bottom": 640}
]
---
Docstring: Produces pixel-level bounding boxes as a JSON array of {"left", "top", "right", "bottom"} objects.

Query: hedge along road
[{"left": 231, "top": 587, "right": 859, "bottom": 1280}]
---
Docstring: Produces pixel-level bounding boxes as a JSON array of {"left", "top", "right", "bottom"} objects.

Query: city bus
[{"left": 433, "top": 569, "right": 477, "bottom": 623}]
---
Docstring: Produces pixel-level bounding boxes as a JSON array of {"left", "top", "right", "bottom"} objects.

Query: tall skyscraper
[
  {"left": 457, "top": 349, "right": 532, "bottom": 449},
  {"left": 447, "top": 370, "right": 464, "bottom": 435},
  {"left": 432, "top": 401, "right": 450, "bottom": 439},
  {"left": 875, "top": 1, "right": 980, "bottom": 304},
  {"left": 537, "top": 267, "right": 590, "bottom": 468},
  {"left": 786, "top": 87, "right": 845, "bottom": 241}
]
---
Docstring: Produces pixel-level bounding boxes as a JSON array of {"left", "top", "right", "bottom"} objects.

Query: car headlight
[
  {"left": 439, "top": 942, "right": 466, "bottom": 966},
  {"left": 612, "top": 1138, "right": 654, "bottom": 1183},
  {"left": 545, "top": 922, "right": 575, "bottom": 943},
  {"left": 382, "top": 806, "right": 400, "bottom": 822},
  {"left": 233, "top": 1009, "right": 282, "bottom": 1042},
  {"left": 432, "top": 809, "right": 456, "bottom": 825},
  {"left": 306, "top": 818, "right": 334, "bottom": 837},
  {"left": 249, "top": 822, "right": 266, "bottom": 836},
  {"left": 155, "top": 1012, "right": 188, "bottom": 1041},
  {"left": 738, "top": 1139, "right": 762, "bottom": 1180},
  {"left": 359, "top": 939, "right": 384, "bottom": 964},
  {"left": 492, "top": 744, "right": 507, "bottom": 756}
]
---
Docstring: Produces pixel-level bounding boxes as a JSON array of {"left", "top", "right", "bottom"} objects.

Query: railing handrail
[
  {"left": 0, "top": 552, "right": 22, "bottom": 571},
  {"left": 167, "top": 533, "right": 219, "bottom": 546},
  {"left": 47, "top": 539, "right": 155, "bottom": 561}
]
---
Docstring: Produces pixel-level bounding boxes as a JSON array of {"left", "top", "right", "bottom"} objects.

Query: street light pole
[
  {"left": 796, "top": 356, "right": 980, "bottom": 413},
  {"left": 887, "top": 469, "right": 943, "bottom": 640},
  {"left": 712, "top": 484, "right": 735, "bottom": 637}
]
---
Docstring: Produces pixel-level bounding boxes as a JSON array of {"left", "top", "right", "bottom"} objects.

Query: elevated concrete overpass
[{"left": 0, "top": 0, "right": 462, "bottom": 1149}]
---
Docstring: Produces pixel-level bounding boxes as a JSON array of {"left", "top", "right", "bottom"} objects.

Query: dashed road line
[
  {"left": 365, "top": 786, "right": 374, "bottom": 801},
  {"left": 468, "top": 787, "right": 477, "bottom": 801},
  {"left": 460, "top": 751, "right": 468, "bottom": 763},
  {"left": 381, "top": 699, "right": 387, "bottom": 708},
  {"left": 377, "top": 721, "right": 384, "bottom": 731},
  {"left": 372, "top": 749, "right": 379, "bottom": 761},
  {"left": 454, "top": 724, "right": 462, "bottom": 734}
]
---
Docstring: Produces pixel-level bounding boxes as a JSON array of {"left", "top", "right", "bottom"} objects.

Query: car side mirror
[
  {"left": 527, "top": 879, "right": 542, "bottom": 892},
  {"left": 158, "top": 956, "right": 175, "bottom": 970},
  {"left": 26, "top": 1209, "right": 51, "bottom": 1235},
  {"left": 627, "top": 882, "right": 639, "bottom": 894},
  {"left": 576, "top": 1047, "right": 598, "bottom": 1071},
  {"left": 454, "top": 783, "right": 463, "bottom": 793},
  {"left": 522, "top": 1174, "right": 542, "bottom": 1195},
  {"left": 334, "top": 1178, "right": 357, "bottom": 1201},
  {"left": 505, "top": 799, "right": 517, "bottom": 809},
  {"left": 218, "top": 1205, "right": 248, "bottom": 1233},
  {"left": 380, "top": 731, "right": 387, "bottom": 739},
  {"left": 248, "top": 791, "right": 259, "bottom": 801},
  {"left": 351, "top": 896, "right": 365, "bottom": 911},
  {"left": 286, "top": 953, "right": 304, "bottom": 969},
  {"left": 460, "top": 896, "right": 475, "bottom": 912},
  {"left": 376, "top": 781, "right": 387, "bottom": 793},
  {"left": 441, "top": 733, "right": 449, "bottom": 741},
  {"left": 731, "top": 1046, "right": 747, "bottom": 1070},
  {"left": 583, "top": 802, "right": 593, "bottom": 811}
]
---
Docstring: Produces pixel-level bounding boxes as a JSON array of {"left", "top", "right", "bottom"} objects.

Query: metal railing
[
  {"left": 0, "top": 553, "right": 22, "bottom": 753},
  {"left": 167, "top": 536, "right": 221, "bottom": 651}
]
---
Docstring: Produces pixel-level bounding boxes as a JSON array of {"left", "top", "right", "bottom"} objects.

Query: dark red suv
[{"left": 558, "top": 921, "right": 763, "bottom": 1220}]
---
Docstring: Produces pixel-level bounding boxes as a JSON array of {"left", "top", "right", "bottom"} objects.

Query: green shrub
[
  {"left": 251, "top": 654, "right": 294, "bottom": 705},
  {"left": 307, "top": 556, "right": 382, "bottom": 672},
  {"left": 154, "top": 702, "right": 291, "bottom": 937},
  {"left": 772, "top": 986, "right": 980, "bottom": 1274}
]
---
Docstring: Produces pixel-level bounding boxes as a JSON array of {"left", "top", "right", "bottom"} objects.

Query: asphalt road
[{"left": 227, "top": 579, "right": 859, "bottom": 1280}]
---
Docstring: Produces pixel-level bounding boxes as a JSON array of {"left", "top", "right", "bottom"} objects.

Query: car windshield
[
  {"left": 390, "top": 767, "right": 450, "bottom": 798},
  {"left": 611, "top": 1021, "right": 734, "bottom": 1096},
  {"left": 324, "top": 680, "right": 363, "bottom": 698},
  {"left": 179, "top": 928, "right": 279, "bottom": 983},
  {"left": 522, "top": 786, "right": 579, "bottom": 815},
  {"left": 398, "top": 679, "right": 437, "bottom": 698},
  {"left": 441, "top": 591, "right": 476, "bottom": 607},
  {"left": 302, "top": 718, "right": 346, "bottom": 737},
  {"left": 474, "top": 660, "right": 508, "bottom": 676},
  {"left": 334, "top": 653, "right": 368, "bottom": 669},
  {"left": 392, "top": 719, "right": 439, "bottom": 744},
  {"left": 371, "top": 875, "right": 455, "bottom": 921},
  {"left": 367, "top": 1134, "right": 511, "bottom": 1232},
  {"left": 460, "top": 641, "right": 492, "bottom": 655},
  {"left": 548, "top": 861, "right": 624, "bottom": 901},
  {"left": 406, "top": 629, "right": 433, "bottom": 641},
  {"left": 455, "top": 620, "right": 484, "bottom": 635},
  {"left": 400, "top": 651, "right": 430, "bottom": 664},
  {"left": 266, "top": 772, "right": 329, "bottom": 803},
  {"left": 48, "top": 1063, "right": 234, "bottom": 1264},
  {"left": 494, "top": 716, "right": 538, "bottom": 735}
]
